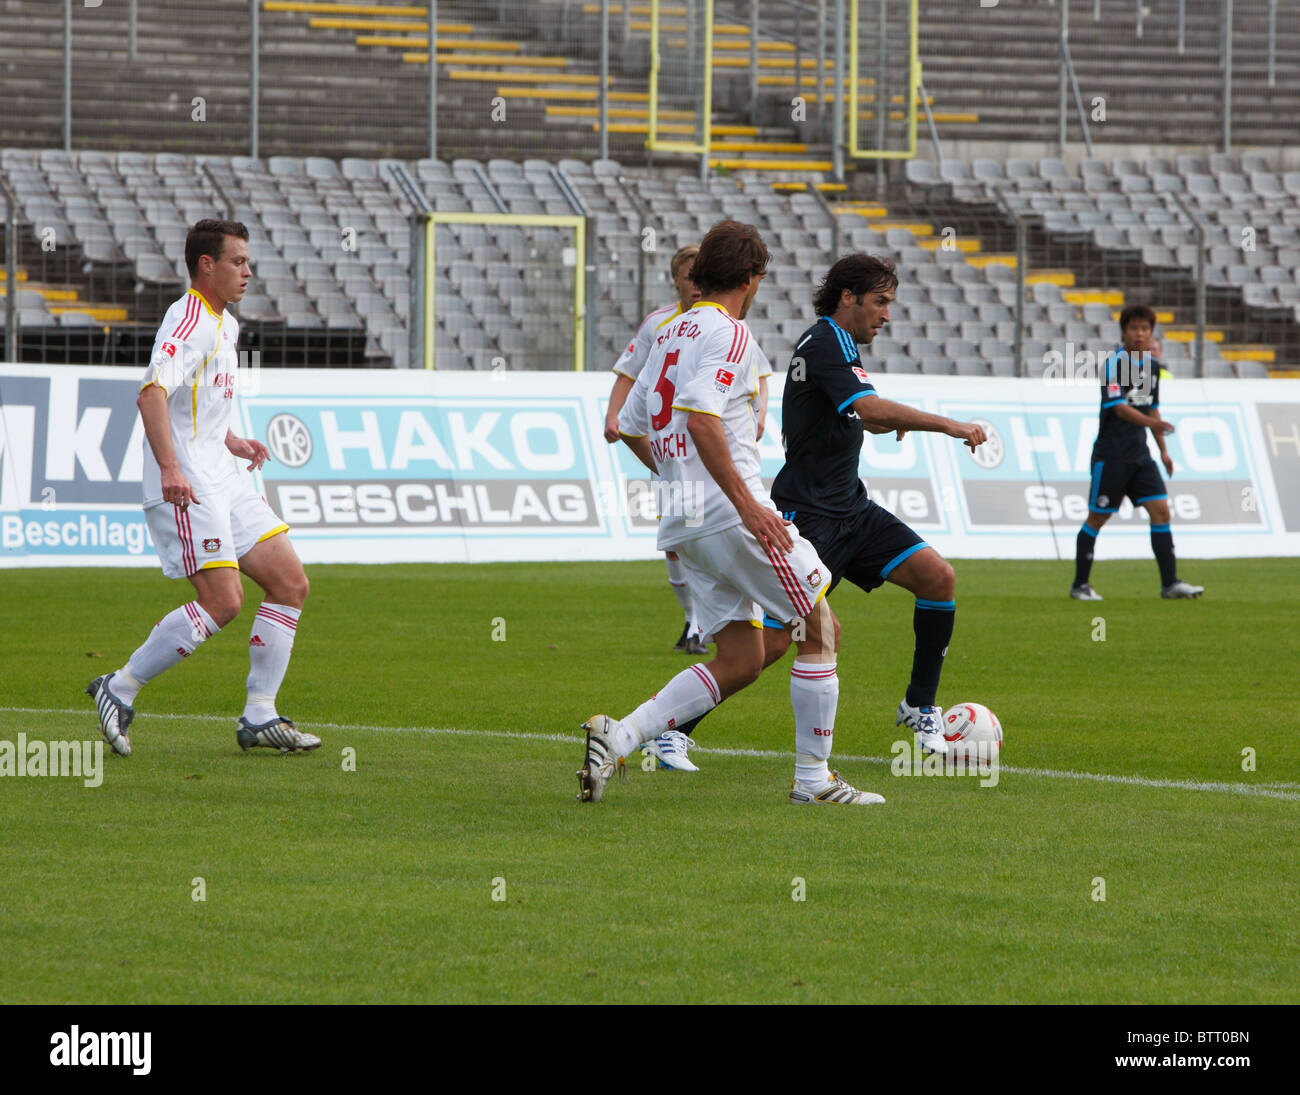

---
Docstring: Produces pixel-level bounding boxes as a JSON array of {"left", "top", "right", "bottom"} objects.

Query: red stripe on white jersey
[
  {"left": 724, "top": 321, "right": 741, "bottom": 365},
  {"left": 690, "top": 663, "right": 720, "bottom": 705},
  {"left": 727, "top": 324, "right": 749, "bottom": 365},
  {"left": 172, "top": 295, "right": 200, "bottom": 341}
]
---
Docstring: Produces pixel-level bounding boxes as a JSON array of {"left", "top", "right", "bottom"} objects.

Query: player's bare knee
[
  {"left": 203, "top": 589, "right": 242, "bottom": 628},
  {"left": 927, "top": 558, "right": 955, "bottom": 602},
  {"left": 1147, "top": 501, "right": 1171, "bottom": 525}
]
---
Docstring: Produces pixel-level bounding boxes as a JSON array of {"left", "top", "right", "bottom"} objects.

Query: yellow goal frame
[
  {"left": 422, "top": 212, "right": 587, "bottom": 371},
  {"left": 647, "top": 0, "right": 714, "bottom": 154},
  {"left": 848, "top": 0, "right": 919, "bottom": 160}
]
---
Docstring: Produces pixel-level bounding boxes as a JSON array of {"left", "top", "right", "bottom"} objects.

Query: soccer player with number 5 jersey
[{"left": 578, "top": 221, "right": 883, "bottom": 806}]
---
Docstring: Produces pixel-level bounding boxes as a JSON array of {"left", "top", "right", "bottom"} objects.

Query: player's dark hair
[
  {"left": 669, "top": 244, "right": 699, "bottom": 279},
  {"left": 689, "top": 220, "right": 769, "bottom": 295},
  {"left": 1119, "top": 304, "right": 1157, "bottom": 332},
  {"left": 814, "top": 254, "right": 898, "bottom": 316},
  {"left": 186, "top": 219, "right": 249, "bottom": 278}
]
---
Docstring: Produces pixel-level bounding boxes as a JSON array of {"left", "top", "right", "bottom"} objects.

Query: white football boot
[
  {"left": 1070, "top": 582, "right": 1103, "bottom": 601},
  {"left": 236, "top": 716, "right": 321, "bottom": 754},
  {"left": 897, "top": 700, "right": 949, "bottom": 756},
  {"left": 642, "top": 729, "right": 699, "bottom": 772},
  {"left": 86, "top": 673, "right": 134, "bottom": 757},
  {"left": 577, "top": 715, "right": 625, "bottom": 802},
  {"left": 789, "top": 770, "right": 885, "bottom": 806},
  {"left": 1161, "top": 579, "right": 1204, "bottom": 599}
]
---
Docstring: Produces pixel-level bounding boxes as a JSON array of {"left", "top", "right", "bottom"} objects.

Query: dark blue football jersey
[
  {"left": 1094, "top": 347, "right": 1160, "bottom": 462},
  {"left": 771, "top": 316, "right": 877, "bottom": 518}
]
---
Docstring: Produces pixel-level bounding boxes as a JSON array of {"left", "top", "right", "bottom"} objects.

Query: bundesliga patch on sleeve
[
  {"left": 160, "top": 341, "right": 178, "bottom": 358},
  {"left": 852, "top": 366, "right": 870, "bottom": 384},
  {"left": 714, "top": 367, "right": 735, "bottom": 392},
  {"left": 625, "top": 341, "right": 635, "bottom": 355},
  {"left": 1106, "top": 382, "right": 1121, "bottom": 398}
]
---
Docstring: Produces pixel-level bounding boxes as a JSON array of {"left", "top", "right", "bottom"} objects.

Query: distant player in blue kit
[
  {"left": 765, "top": 254, "right": 988, "bottom": 756},
  {"left": 1071, "top": 305, "right": 1204, "bottom": 601}
]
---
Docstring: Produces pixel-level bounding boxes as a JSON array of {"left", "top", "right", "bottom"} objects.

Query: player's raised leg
[
  {"left": 887, "top": 546, "right": 954, "bottom": 756},
  {"left": 787, "top": 596, "right": 883, "bottom": 805},
  {"left": 233, "top": 529, "right": 319, "bottom": 753}
]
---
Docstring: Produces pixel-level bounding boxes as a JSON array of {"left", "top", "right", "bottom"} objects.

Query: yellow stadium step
[
  {"left": 775, "top": 181, "right": 850, "bottom": 194},
  {"left": 1063, "top": 288, "right": 1123, "bottom": 305},
  {"left": 1267, "top": 366, "right": 1300, "bottom": 378},
  {"left": 869, "top": 221, "right": 934, "bottom": 237},
  {"left": 494, "top": 87, "right": 596, "bottom": 101},
  {"left": 1219, "top": 345, "right": 1276, "bottom": 362},
  {"left": 709, "top": 140, "right": 808, "bottom": 154},
  {"left": 265, "top": 2, "right": 433, "bottom": 16},
  {"left": 967, "top": 253, "right": 1015, "bottom": 268},
  {"left": 580, "top": 3, "right": 687, "bottom": 13},
  {"left": 0, "top": 268, "right": 28, "bottom": 283},
  {"left": 1027, "top": 270, "right": 1076, "bottom": 287},
  {"left": 48, "top": 303, "right": 128, "bottom": 322},
  {"left": 708, "top": 157, "right": 833, "bottom": 172},
  {"left": 437, "top": 69, "right": 605, "bottom": 84},
  {"left": 402, "top": 52, "right": 572, "bottom": 67},
  {"left": 1163, "top": 327, "right": 1225, "bottom": 343},
  {"left": 832, "top": 206, "right": 889, "bottom": 219},
  {"left": 1, "top": 283, "right": 80, "bottom": 302},
  {"left": 595, "top": 122, "right": 696, "bottom": 135},
  {"left": 546, "top": 105, "right": 695, "bottom": 120},
  {"left": 918, "top": 237, "right": 981, "bottom": 254},
  {"left": 712, "top": 124, "right": 759, "bottom": 137},
  {"left": 359, "top": 35, "right": 522, "bottom": 51},
  {"left": 308, "top": 17, "right": 472, "bottom": 33},
  {"left": 714, "top": 40, "right": 795, "bottom": 53}
]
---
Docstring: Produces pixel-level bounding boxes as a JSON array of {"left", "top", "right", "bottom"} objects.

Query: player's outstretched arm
[
  {"left": 604, "top": 373, "right": 636, "bottom": 442},
  {"left": 852, "top": 395, "right": 986, "bottom": 451},
  {"left": 687, "top": 412, "right": 792, "bottom": 551},
  {"left": 138, "top": 383, "right": 199, "bottom": 507},
  {"left": 1113, "top": 402, "right": 1174, "bottom": 436}
]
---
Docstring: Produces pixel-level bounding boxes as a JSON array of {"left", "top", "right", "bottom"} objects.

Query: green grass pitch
[{"left": 1, "top": 558, "right": 1296, "bottom": 1004}]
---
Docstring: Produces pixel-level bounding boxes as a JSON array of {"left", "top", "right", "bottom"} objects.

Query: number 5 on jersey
[{"left": 651, "top": 349, "right": 679, "bottom": 431}]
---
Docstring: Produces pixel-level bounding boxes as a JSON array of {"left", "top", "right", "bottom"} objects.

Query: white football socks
[
  {"left": 614, "top": 663, "right": 720, "bottom": 757},
  {"left": 117, "top": 602, "right": 220, "bottom": 703},
  {"left": 243, "top": 602, "right": 300, "bottom": 724},
  {"left": 791, "top": 660, "right": 838, "bottom": 786}
]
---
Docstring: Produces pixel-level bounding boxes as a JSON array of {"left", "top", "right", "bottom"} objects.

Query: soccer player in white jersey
[
  {"left": 603, "top": 244, "right": 771, "bottom": 667},
  {"left": 86, "top": 220, "right": 319, "bottom": 757},
  {"left": 577, "top": 220, "right": 884, "bottom": 807}
]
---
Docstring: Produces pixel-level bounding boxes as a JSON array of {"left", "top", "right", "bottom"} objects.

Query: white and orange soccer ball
[{"left": 943, "top": 702, "right": 1003, "bottom": 765}]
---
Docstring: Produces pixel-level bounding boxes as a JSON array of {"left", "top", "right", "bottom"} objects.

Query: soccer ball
[{"left": 943, "top": 702, "right": 1002, "bottom": 765}]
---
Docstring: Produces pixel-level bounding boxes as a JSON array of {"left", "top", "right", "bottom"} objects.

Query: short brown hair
[
  {"left": 185, "top": 219, "right": 249, "bottom": 278},
  {"left": 688, "top": 220, "right": 768, "bottom": 296},
  {"left": 814, "top": 254, "right": 898, "bottom": 316},
  {"left": 1119, "top": 304, "right": 1157, "bottom": 332},
  {"left": 669, "top": 244, "right": 699, "bottom": 279}
]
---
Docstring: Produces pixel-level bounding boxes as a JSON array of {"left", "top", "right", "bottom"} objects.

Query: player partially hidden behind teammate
[
  {"left": 580, "top": 220, "right": 883, "bottom": 807},
  {"left": 1071, "top": 304, "right": 1203, "bottom": 601},
  {"left": 767, "top": 254, "right": 987, "bottom": 755},
  {"left": 86, "top": 219, "right": 319, "bottom": 757},
  {"left": 603, "top": 244, "right": 770, "bottom": 661}
]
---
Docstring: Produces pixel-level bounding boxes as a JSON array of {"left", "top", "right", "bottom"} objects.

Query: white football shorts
[
  {"left": 672, "top": 520, "right": 830, "bottom": 640},
  {"left": 145, "top": 474, "right": 289, "bottom": 580}
]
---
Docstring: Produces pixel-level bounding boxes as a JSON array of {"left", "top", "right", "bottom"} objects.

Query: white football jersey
[
  {"left": 611, "top": 301, "right": 683, "bottom": 380},
  {"left": 612, "top": 300, "right": 772, "bottom": 382},
  {"left": 139, "top": 289, "right": 242, "bottom": 507},
  {"left": 619, "top": 301, "right": 769, "bottom": 549}
]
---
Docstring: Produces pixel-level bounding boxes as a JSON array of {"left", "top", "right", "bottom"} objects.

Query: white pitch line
[{"left": 6, "top": 705, "right": 1300, "bottom": 802}]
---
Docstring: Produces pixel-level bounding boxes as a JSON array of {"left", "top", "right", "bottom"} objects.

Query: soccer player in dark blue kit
[
  {"left": 1070, "top": 304, "right": 1204, "bottom": 601},
  {"left": 763, "top": 254, "right": 988, "bottom": 756}
]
